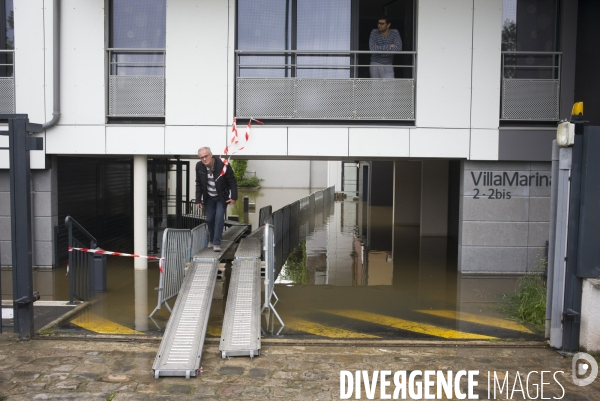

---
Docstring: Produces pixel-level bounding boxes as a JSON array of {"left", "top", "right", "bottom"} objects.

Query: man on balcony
[
  {"left": 369, "top": 17, "right": 402, "bottom": 79},
  {"left": 196, "top": 147, "right": 238, "bottom": 252}
]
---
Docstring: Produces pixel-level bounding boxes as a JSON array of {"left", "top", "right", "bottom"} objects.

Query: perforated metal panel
[
  {"left": 109, "top": 75, "right": 165, "bottom": 117},
  {"left": 296, "top": 79, "right": 354, "bottom": 119},
  {"left": 355, "top": 79, "right": 414, "bottom": 119},
  {"left": 236, "top": 78, "right": 415, "bottom": 120},
  {"left": 237, "top": 78, "right": 295, "bottom": 118},
  {"left": 0, "top": 78, "right": 15, "bottom": 114},
  {"left": 502, "top": 79, "right": 559, "bottom": 120}
]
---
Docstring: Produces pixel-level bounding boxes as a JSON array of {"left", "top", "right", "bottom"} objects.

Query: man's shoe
[
  {"left": 213, "top": 245, "right": 221, "bottom": 252},
  {"left": 207, "top": 242, "right": 213, "bottom": 249}
]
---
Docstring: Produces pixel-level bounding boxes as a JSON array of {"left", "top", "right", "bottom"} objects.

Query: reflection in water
[{"left": 0, "top": 188, "right": 539, "bottom": 339}]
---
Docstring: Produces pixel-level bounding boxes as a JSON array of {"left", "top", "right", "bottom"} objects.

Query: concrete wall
[
  {"left": 0, "top": 158, "right": 58, "bottom": 268},
  {"left": 246, "top": 160, "right": 327, "bottom": 189},
  {"left": 458, "top": 161, "right": 551, "bottom": 274}
]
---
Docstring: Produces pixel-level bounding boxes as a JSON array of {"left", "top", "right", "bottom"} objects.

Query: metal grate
[
  {"left": 502, "top": 79, "right": 559, "bottom": 120},
  {"left": 109, "top": 75, "right": 165, "bottom": 117},
  {"left": 0, "top": 78, "right": 15, "bottom": 114},
  {"left": 355, "top": 79, "right": 414, "bottom": 119},
  {"left": 296, "top": 79, "right": 354, "bottom": 119},
  {"left": 237, "top": 78, "right": 295, "bottom": 118},
  {"left": 236, "top": 78, "right": 415, "bottom": 120}
]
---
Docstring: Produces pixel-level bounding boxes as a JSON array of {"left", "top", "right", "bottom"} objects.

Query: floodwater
[{"left": 1, "top": 188, "right": 541, "bottom": 340}]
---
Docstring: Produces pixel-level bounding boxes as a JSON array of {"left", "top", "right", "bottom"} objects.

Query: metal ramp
[
  {"left": 152, "top": 258, "right": 218, "bottom": 378},
  {"left": 220, "top": 238, "right": 262, "bottom": 358},
  {"left": 152, "top": 223, "right": 249, "bottom": 378}
]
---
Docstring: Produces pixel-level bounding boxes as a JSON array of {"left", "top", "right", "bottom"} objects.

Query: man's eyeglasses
[{"left": 199, "top": 154, "right": 211, "bottom": 160}]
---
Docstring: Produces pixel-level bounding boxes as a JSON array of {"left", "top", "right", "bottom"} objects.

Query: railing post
[{"left": 67, "top": 220, "right": 74, "bottom": 304}]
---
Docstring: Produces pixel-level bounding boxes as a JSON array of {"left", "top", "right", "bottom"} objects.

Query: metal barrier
[
  {"left": 190, "top": 224, "right": 209, "bottom": 257},
  {"left": 236, "top": 50, "right": 416, "bottom": 120},
  {"left": 149, "top": 228, "right": 191, "bottom": 318},
  {"left": 501, "top": 51, "right": 561, "bottom": 121},
  {"left": 65, "top": 216, "right": 98, "bottom": 303},
  {"left": 107, "top": 48, "right": 166, "bottom": 117},
  {"left": 262, "top": 223, "right": 283, "bottom": 331},
  {"left": 258, "top": 205, "right": 272, "bottom": 227},
  {"left": 0, "top": 49, "right": 15, "bottom": 114}
]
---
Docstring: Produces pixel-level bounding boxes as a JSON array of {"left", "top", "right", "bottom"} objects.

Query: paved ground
[{"left": 1, "top": 334, "right": 599, "bottom": 400}]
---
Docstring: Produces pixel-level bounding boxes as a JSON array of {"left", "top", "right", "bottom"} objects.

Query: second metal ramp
[{"left": 220, "top": 238, "right": 262, "bottom": 358}]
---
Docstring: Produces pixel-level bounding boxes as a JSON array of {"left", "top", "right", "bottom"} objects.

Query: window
[
  {"left": 108, "top": 0, "right": 166, "bottom": 118},
  {"left": 0, "top": 0, "right": 14, "bottom": 113},
  {"left": 500, "top": 0, "right": 561, "bottom": 120}
]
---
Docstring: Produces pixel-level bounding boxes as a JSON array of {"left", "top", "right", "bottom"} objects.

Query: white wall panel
[
  {"left": 349, "top": 128, "right": 409, "bottom": 157},
  {"left": 233, "top": 126, "right": 287, "bottom": 156},
  {"left": 165, "top": 126, "right": 225, "bottom": 156},
  {"left": 410, "top": 128, "right": 470, "bottom": 158},
  {"left": 166, "top": 0, "right": 229, "bottom": 125},
  {"left": 59, "top": 0, "right": 105, "bottom": 125},
  {"left": 106, "top": 127, "right": 165, "bottom": 154},
  {"left": 328, "top": 160, "right": 341, "bottom": 191},
  {"left": 470, "top": 129, "right": 499, "bottom": 160},
  {"left": 416, "top": 0, "right": 473, "bottom": 128},
  {"left": 247, "top": 160, "right": 309, "bottom": 188},
  {"left": 14, "top": 0, "right": 45, "bottom": 123},
  {"left": 46, "top": 126, "right": 106, "bottom": 154},
  {"left": 288, "top": 128, "right": 348, "bottom": 157},
  {"left": 471, "top": 0, "right": 502, "bottom": 129}
]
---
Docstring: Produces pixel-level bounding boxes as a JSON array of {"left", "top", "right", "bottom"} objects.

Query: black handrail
[{"left": 65, "top": 216, "right": 97, "bottom": 303}]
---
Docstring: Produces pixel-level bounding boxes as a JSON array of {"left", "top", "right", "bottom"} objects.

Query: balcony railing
[
  {"left": 107, "top": 48, "right": 165, "bottom": 118},
  {"left": 0, "top": 49, "right": 15, "bottom": 114},
  {"left": 501, "top": 51, "right": 561, "bottom": 121},
  {"left": 235, "top": 50, "right": 416, "bottom": 120}
]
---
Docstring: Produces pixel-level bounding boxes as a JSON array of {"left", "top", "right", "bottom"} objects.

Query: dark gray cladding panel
[{"left": 498, "top": 130, "right": 556, "bottom": 161}]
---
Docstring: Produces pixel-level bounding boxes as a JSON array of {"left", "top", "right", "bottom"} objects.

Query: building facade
[{"left": 0, "top": 0, "right": 595, "bottom": 280}]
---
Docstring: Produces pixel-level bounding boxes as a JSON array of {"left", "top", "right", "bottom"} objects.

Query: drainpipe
[{"left": 42, "top": 0, "right": 60, "bottom": 130}]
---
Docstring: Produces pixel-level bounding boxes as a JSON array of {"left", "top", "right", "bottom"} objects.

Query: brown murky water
[{"left": 1, "top": 188, "right": 541, "bottom": 340}]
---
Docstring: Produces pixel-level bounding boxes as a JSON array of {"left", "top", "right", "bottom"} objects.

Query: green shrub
[
  {"left": 500, "top": 256, "right": 547, "bottom": 328},
  {"left": 230, "top": 159, "right": 248, "bottom": 182},
  {"left": 238, "top": 176, "right": 261, "bottom": 188}
]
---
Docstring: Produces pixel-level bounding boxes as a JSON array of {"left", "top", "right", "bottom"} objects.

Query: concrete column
[
  {"left": 134, "top": 269, "right": 148, "bottom": 331},
  {"left": 393, "top": 160, "right": 421, "bottom": 226},
  {"left": 133, "top": 156, "right": 147, "bottom": 270},
  {"left": 420, "top": 160, "right": 449, "bottom": 236}
]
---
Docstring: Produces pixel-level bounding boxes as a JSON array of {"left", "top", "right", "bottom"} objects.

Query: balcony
[
  {"left": 0, "top": 49, "right": 15, "bottom": 114},
  {"left": 107, "top": 49, "right": 165, "bottom": 118},
  {"left": 501, "top": 51, "right": 561, "bottom": 121},
  {"left": 235, "top": 50, "right": 416, "bottom": 121}
]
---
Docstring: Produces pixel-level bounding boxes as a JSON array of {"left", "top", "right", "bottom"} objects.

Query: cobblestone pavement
[{"left": 1, "top": 335, "right": 599, "bottom": 400}]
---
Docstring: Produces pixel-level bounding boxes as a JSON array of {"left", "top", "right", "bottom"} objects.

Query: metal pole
[
  {"left": 243, "top": 196, "right": 249, "bottom": 213},
  {"left": 550, "top": 147, "right": 572, "bottom": 348},
  {"left": 545, "top": 141, "right": 560, "bottom": 338},
  {"left": 562, "top": 134, "right": 584, "bottom": 352},
  {"left": 7, "top": 115, "right": 43, "bottom": 339},
  {"left": 176, "top": 159, "right": 182, "bottom": 228}
]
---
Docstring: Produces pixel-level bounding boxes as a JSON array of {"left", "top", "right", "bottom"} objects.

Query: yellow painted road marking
[
  {"left": 206, "top": 325, "right": 222, "bottom": 337},
  {"left": 416, "top": 310, "right": 534, "bottom": 334},
  {"left": 285, "top": 317, "right": 380, "bottom": 339},
  {"left": 330, "top": 310, "right": 497, "bottom": 340},
  {"left": 71, "top": 312, "right": 143, "bottom": 335}
]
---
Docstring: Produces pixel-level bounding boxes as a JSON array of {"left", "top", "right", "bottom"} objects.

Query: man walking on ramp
[{"left": 195, "top": 147, "right": 238, "bottom": 252}]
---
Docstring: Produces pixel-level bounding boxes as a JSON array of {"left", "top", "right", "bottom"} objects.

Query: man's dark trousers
[{"left": 205, "top": 195, "right": 225, "bottom": 246}]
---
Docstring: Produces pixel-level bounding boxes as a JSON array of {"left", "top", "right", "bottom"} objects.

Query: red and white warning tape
[
  {"left": 68, "top": 247, "right": 166, "bottom": 273},
  {"left": 219, "top": 117, "right": 263, "bottom": 176}
]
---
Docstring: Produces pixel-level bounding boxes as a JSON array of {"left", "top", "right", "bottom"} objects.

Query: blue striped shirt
[{"left": 369, "top": 29, "right": 402, "bottom": 65}]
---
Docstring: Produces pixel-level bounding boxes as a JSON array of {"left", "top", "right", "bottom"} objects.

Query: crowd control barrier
[{"left": 149, "top": 228, "right": 191, "bottom": 318}]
